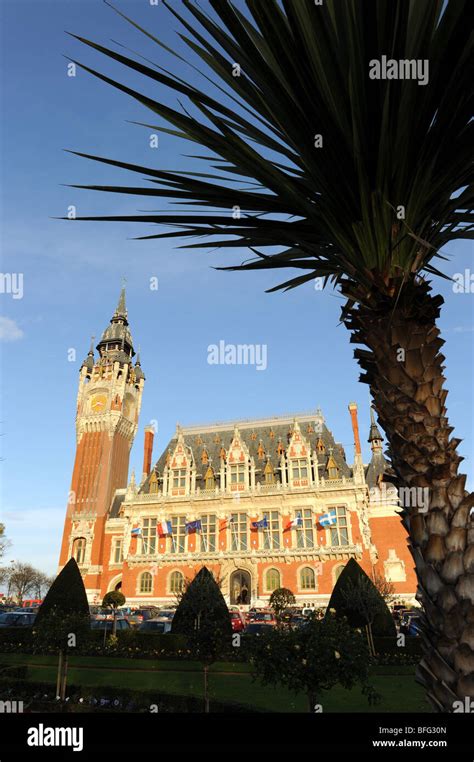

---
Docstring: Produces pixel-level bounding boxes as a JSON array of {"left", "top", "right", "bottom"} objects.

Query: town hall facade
[{"left": 59, "top": 290, "right": 417, "bottom": 608}]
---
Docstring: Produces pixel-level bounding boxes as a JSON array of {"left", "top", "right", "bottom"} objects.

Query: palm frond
[{"left": 64, "top": 0, "right": 473, "bottom": 296}]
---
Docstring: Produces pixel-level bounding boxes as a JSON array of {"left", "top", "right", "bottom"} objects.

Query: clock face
[{"left": 91, "top": 394, "right": 107, "bottom": 413}]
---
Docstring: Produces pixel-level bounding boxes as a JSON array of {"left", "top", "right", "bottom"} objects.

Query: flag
[
  {"left": 131, "top": 526, "right": 141, "bottom": 537},
  {"left": 157, "top": 520, "right": 173, "bottom": 536},
  {"left": 185, "top": 519, "right": 202, "bottom": 534},
  {"left": 251, "top": 516, "right": 268, "bottom": 529},
  {"left": 285, "top": 515, "right": 303, "bottom": 530},
  {"left": 318, "top": 510, "right": 337, "bottom": 527},
  {"left": 220, "top": 516, "right": 235, "bottom": 529}
]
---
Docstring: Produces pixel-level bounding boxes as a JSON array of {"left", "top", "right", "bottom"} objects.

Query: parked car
[
  {"left": 406, "top": 614, "right": 421, "bottom": 637},
  {"left": 251, "top": 611, "right": 277, "bottom": 626},
  {"left": 290, "top": 616, "right": 309, "bottom": 629},
  {"left": 230, "top": 610, "right": 246, "bottom": 633},
  {"left": 0, "top": 612, "right": 36, "bottom": 628},
  {"left": 155, "top": 609, "right": 175, "bottom": 621},
  {"left": 138, "top": 619, "right": 172, "bottom": 634},
  {"left": 90, "top": 618, "right": 131, "bottom": 632},
  {"left": 244, "top": 623, "right": 274, "bottom": 636},
  {"left": 400, "top": 612, "right": 422, "bottom": 637},
  {"left": 126, "top": 608, "right": 160, "bottom": 627}
]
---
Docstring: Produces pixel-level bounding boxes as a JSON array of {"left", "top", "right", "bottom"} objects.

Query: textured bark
[{"left": 343, "top": 278, "right": 474, "bottom": 712}]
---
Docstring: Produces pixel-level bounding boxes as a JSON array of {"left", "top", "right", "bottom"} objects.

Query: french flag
[
  {"left": 157, "top": 520, "right": 172, "bottom": 536},
  {"left": 131, "top": 526, "right": 141, "bottom": 537},
  {"left": 285, "top": 515, "right": 303, "bottom": 530}
]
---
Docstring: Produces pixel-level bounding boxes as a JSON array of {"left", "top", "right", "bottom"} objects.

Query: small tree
[
  {"left": 34, "top": 558, "right": 90, "bottom": 700},
  {"left": 373, "top": 573, "right": 396, "bottom": 606},
  {"left": 248, "top": 612, "right": 377, "bottom": 712},
  {"left": 269, "top": 587, "right": 296, "bottom": 623},
  {"left": 171, "top": 566, "right": 232, "bottom": 712},
  {"left": 102, "top": 590, "right": 126, "bottom": 637},
  {"left": 4, "top": 562, "right": 40, "bottom": 603},
  {"left": 338, "top": 578, "right": 388, "bottom": 656}
]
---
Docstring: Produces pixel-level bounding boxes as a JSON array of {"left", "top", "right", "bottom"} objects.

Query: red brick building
[{"left": 59, "top": 290, "right": 417, "bottom": 608}]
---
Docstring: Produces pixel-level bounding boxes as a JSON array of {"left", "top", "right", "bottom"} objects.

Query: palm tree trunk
[{"left": 344, "top": 278, "right": 474, "bottom": 712}]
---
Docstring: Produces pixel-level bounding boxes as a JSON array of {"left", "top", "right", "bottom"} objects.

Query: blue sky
[{"left": 0, "top": 0, "right": 472, "bottom": 576}]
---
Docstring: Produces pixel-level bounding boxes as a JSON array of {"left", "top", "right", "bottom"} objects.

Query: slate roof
[
  {"left": 140, "top": 413, "right": 352, "bottom": 494},
  {"left": 97, "top": 287, "right": 135, "bottom": 357},
  {"left": 365, "top": 450, "right": 388, "bottom": 489},
  {"left": 109, "top": 489, "right": 126, "bottom": 518}
]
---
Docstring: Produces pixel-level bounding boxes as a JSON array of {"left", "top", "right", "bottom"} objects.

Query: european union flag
[
  {"left": 251, "top": 517, "right": 268, "bottom": 529},
  {"left": 185, "top": 519, "right": 202, "bottom": 533}
]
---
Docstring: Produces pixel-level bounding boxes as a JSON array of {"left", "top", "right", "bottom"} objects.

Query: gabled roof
[{"left": 140, "top": 412, "right": 351, "bottom": 493}]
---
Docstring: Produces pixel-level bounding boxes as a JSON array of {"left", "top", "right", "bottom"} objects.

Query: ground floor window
[
  {"left": 139, "top": 572, "right": 153, "bottom": 594},
  {"left": 265, "top": 568, "right": 280, "bottom": 592}
]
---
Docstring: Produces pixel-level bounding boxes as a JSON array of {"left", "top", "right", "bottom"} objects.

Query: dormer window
[
  {"left": 201, "top": 449, "right": 209, "bottom": 465},
  {"left": 264, "top": 461, "right": 275, "bottom": 484},
  {"left": 327, "top": 455, "right": 339, "bottom": 479},
  {"left": 230, "top": 464, "right": 246, "bottom": 484},
  {"left": 149, "top": 471, "right": 159, "bottom": 494},
  {"left": 204, "top": 466, "right": 215, "bottom": 490},
  {"left": 277, "top": 439, "right": 284, "bottom": 456},
  {"left": 257, "top": 441, "right": 265, "bottom": 460},
  {"left": 291, "top": 459, "right": 308, "bottom": 480},
  {"left": 316, "top": 438, "right": 325, "bottom": 454},
  {"left": 219, "top": 447, "right": 227, "bottom": 460},
  {"left": 172, "top": 468, "right": 186, "bottom": 489}
]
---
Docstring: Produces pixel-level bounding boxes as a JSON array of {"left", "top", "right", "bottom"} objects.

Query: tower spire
[
  {"left": 368, "top": 407, "right": 383, "bottom": 451},
  {"left": 96, "top": 285, "right": 134, "bottom": 359},
  {"left": 114, "top": 284, "right": 128, "bottom": 321}
]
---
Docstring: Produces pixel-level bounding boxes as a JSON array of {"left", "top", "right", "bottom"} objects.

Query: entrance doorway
[{"left": 230, "top": 569, "right": 251, "bottom": 605}]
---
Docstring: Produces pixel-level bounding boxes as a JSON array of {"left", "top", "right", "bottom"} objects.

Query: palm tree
[{"left": 65, "top": 1, "right": 473, "bottom": 711}]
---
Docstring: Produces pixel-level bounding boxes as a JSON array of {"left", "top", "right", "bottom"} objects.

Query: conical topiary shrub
[
  {"left": 35, "top": 557, "right": 89, "bottom": 625},
  {"left": 171, "top": 566, "right": 232, "bottom": 712},
  {"left": 171, "top": 566, "right": 232, "bottom": 655},
  {"left": 34, "top": 558, "right": 90, "bottom": 700},
  {"left": 326, "top": 559, "right": 396, "bottom": 641}
]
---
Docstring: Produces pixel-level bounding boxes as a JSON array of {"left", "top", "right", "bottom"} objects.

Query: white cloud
[
  {"left": 453, "top": 326, "right": 474, "bottom": 333},
  {"left": 0, "top": 316, "right": 24, "bottom": 341}
]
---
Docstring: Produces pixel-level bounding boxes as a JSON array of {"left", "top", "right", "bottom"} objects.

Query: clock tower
[{"left": 58, "top": 287, "right": 145, "bottom": 599}]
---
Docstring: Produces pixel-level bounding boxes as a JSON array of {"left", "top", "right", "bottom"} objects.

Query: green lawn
[{"left": 0, "top": 653, "right": 430, "bottom": 713}]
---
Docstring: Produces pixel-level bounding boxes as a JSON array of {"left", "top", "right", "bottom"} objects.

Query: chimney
[
  {"left": 348, "top": 402, "right": 362, "bottom": 455},
  {"left": 142, "top": 425, "right": 155, "bottom": 479}
]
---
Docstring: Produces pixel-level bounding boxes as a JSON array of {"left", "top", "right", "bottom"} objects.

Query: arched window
[
  {"left": 300, "top": 567, "right": 316, "bottom": 590},
  {"left": 334, "top": 564, "right": 345, "bottom": 582},
  {"left": 139, "top": 572, "right": 153, "bottom": 594},
  {"left": 73, "top": 537, "right": 86, "bottom": 564},
  {"left": 170, "top": 570, "right": 185, "bottom": 594},
  {"left": 265, "top": 568, "right": 280, "bottom": 592}
]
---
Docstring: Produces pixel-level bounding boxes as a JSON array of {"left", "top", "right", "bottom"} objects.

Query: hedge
[
  {"left": 0, "top": 678, "right": 259, "bottom": 713},
  {"left": 0, "top": 628, "right": 236, "bottom": 660},
  {"left": 373, "top": 635, "right": 422, "bottom": 656}
]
